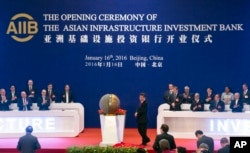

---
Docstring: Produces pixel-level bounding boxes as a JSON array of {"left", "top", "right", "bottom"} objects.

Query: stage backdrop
[{"left": 0, "top": 0, "right": 249, "bottom": 128}]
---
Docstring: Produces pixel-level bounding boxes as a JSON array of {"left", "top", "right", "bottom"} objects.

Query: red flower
[
  {"left": 98, "top": 110, "right": 104, "bottom": 114},
  {"left": 98, "top": 109, "right": 126, "bottom": 115},
  {"left": 113, "top": 142, "right": 146, "bottom": 148}
]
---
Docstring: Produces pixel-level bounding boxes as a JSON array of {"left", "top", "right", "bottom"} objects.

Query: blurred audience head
[
  {"left": 176, "top": 146, "right": 187, "bottom": 153},
  {"left": 206, "top": 87, "right": 212, "bottom": 93},
  {"left": 199, "top": 143, "right": 209, "bottom": 150},
  {"left": 160, "top": 124, "right": 169, "bottom": 133},
  {"left": 25, "top": 125, "right": 33, "bottom": 134},
  {"left": 184, "top": 86, "right": 190, "bottom": 93},
  {"left": 173, "top": 86, "right": 178, "bottom": 94},
  {"left": 234, "top": 93, "right": 240, "bottom": 100},
  {"left": 159, "top": 139, "right": 170, "bottom": 151},
  {"left": 242, "top": 83, "right": 248, "bottom": 90},
  {"left": 214, "top": 94, "right": 220, "bottom": 101},
  {"left": 139, "top": 92, "right": 146, "bottom": 102},
  {"left": 195, "top": 130, "right": 203, "bottom": 139},
  {"left": 220, "top": 137, "right": 229, "bottom": 147},
  {"left": 65, "top": 84, "right": 70, "bottom": 91},
  {"left": 196, "top": 143, "right": 209, "bottom": 153},
  {"left": 168, "top": 83, "right": 174, "bottom": 90},
  {"left": 28, "top": 80, "right": 33, "bottom": 86}
]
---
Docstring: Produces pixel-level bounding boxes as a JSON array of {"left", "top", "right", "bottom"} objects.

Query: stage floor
[{"left": 0, "top": 128, "right": 221, "bottom": 152}]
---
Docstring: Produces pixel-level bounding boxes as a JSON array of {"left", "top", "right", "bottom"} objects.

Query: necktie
[
  {"left": 66, "top": 93, "right": 69, "bottom": 103},
  {"left": 23, "top": 98, "right": 27, "bottom": 111}
]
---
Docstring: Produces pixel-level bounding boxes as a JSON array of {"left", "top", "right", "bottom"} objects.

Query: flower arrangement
[
  {"left": 113, "top": 142, "right": 148, "bottom": 149},
  {"left": 67, "top": 146, "right": 143, "bottom": 153},
  {"left": 98, "top": 108, "right": 126, "bottom": 115}
]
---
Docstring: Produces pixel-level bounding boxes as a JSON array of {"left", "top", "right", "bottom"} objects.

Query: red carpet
[{"left": 0, "top": 128, "right": 221, "bottom": 153}]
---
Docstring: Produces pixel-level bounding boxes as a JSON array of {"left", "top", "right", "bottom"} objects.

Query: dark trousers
[{"left": 137, "top": 123, "right": 150, "bottom": 143}]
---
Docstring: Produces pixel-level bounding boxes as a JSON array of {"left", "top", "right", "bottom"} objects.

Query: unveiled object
[
  {"left": 99, "top": 94, "right": 125, "bottom": 146},
  {"left": 99, "top": 94, "right": 120, "bottom": 115}
]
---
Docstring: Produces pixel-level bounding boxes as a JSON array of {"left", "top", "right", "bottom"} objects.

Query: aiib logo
[{"left": 6, "top": 13, "right": 38, "bottom": 42}]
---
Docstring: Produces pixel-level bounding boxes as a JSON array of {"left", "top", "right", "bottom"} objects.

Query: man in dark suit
[
  {"left": 168, "top": 86, "right": 183, "bottom": 111},
  {"left": 46, "top": 83, "right": 56, "bottom": 102},
  {"left": 0, "top": 95, "right": 11, "bottom": 111},
  {"left": 61, "top": 84, "right": 74, "bottom": 103},
  {"left": 230, "top": 92, "right": 243, "bottom": 112},
  {"left": 0, "top": 88, "right": 7, "bottom": 101},
  {"left": 37, "top": 89, "right": 50, "bottom": 110},
  {"left": 25, "top": 80, "right": 37, "bottom": 103},
  {"left": 8, "top": 85, "right": 18, "bottom": 103},
  {"left": 163, "top": 83, "right": 174, "bottom": 103},
  {"left": 182, "top": 86, "right": 193, "bottom": 103},
  {"left": 17, "top": 91, "right": 32, "bottom": 111},
  {"left": 134, "top": 92, "right": 150, "bottom": 145},
  {"left": 204, "top": 87, "right": 214, "bottom": 104},
  {"left": 153, "top": 124, "right": 176, "bottom": 153},
  {"left": 218, "top": 137, "right": 230, "bottom": 153},
  {"left": 17, "top": 125, "right": 41, "bottom": 153},
  {"left": 195, "top": 130, "right": 214, "bottom": 153},
  {"left": 242, "top": 83, "right": 250, "bottom": 104},
  {"left": 209, "top": 94, "right": 225, "bottom": 112},
  {"left": 190, "top": 93, "right": 204, "bottom": 111}
]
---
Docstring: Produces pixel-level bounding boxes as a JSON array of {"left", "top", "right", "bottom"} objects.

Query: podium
[{"left": 99, "top": 114, "right": 125, "bottom": 146}]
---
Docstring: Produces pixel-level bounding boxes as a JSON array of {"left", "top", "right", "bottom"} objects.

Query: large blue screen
[{"left": 0, "top": 0, "right": 250, "bottom": 127}]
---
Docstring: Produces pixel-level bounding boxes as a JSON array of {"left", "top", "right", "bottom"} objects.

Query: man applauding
[
  {"left": 17, "top": 91, "right": 32, "bottom": 111},
  {"left": 0, "top": 95, "right": 11, "bottom": 111},
  {"left": 37, "top": 89, "right": 50, "bottom": 110},
  {"left": 230, "top": 93, "right": 243, "bottom": 112},
  {"left": 209, "top": 94, "right": 225, "bottom": 112},
  {"left": 168, "top": 86, "right": 183, "bottom": 111},
  {"left": 190, "top": 93, "right": 204, "bottom": 111}
]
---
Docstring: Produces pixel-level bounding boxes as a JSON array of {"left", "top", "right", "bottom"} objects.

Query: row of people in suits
[
  {"left": 0, "top": 80, "right": 74, "bottom": 104},
  {"left": 164, "top": 83, "right": 250, "bottom": 105},
  {"left": 0, "top": 91, "right": 49, "bottom": 111},
  {"left": 0, "top": 83, "right": 75, "bottom": 111},
  {"left": 164, "top": 86, "right": 244, "bottom": 112}
]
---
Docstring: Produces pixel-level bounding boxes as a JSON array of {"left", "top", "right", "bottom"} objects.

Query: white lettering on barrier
[
  {"left": 0, "top": 117, "right": 56, "bottom": 131},
  {"left": 210, "top": 119, "right": 250, "bottom": 133},
  {"left": 46, "top": 118, "right": 56, "bottom": 130}
]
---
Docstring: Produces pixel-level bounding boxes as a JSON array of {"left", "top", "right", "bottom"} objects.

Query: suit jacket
[
  {"left": 190, "top": 100, "right": 204, "bottom": 111},
  {"left": 7, "top": 91, "right": 19, "bottom": 103},
  {"left": 182, "top": 92, "right": 193, "bottom": 103},
  {"left": 46, "top": 89, "right": 56, "bottom": 102},
  {"left": 37, "top": 97, "right": 50, "bottom": 110},
  {"left": 25, "top": 86, "right": 37, "bottom": 103},
  {"left": 209, "top": 100, "right": 225, "bottom": 112},
  {"left": 230, "top": 99, "right": 243, "bottom": 112},
  {"left": 61, "top": 91, "right": 74, "bottom": 103},
  {"left": 163, "top": 90, "right": 173, "bottom": 103},
  {"left": 136, "top": 101, "right": 148, "bottom": 124},
  {"left": 0, "top": 100, "right": 11, "bottom": 111},
  {"left": 17, "top": 133, "right": 41, "bottom": 153},
  {"left": 204, "top": 93, "right": 214, "bottom": 104},
  {"left": 241, "top": 90, "right": 250, "bottom": 104},
  {"left": 168, "top": 93, "right": 183, "bottom": 111},
  {"left": 217, "top": 144, "right": 230, "bottom": 153},
  {"left": 17, "top": 98, "right": 32, "bottom": 111},
  {"left": 153, "top": 132, "right": 176, "bottom": 153},
  {"left": 197, "top": 135, "right": 214, "bottom": 153}
]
